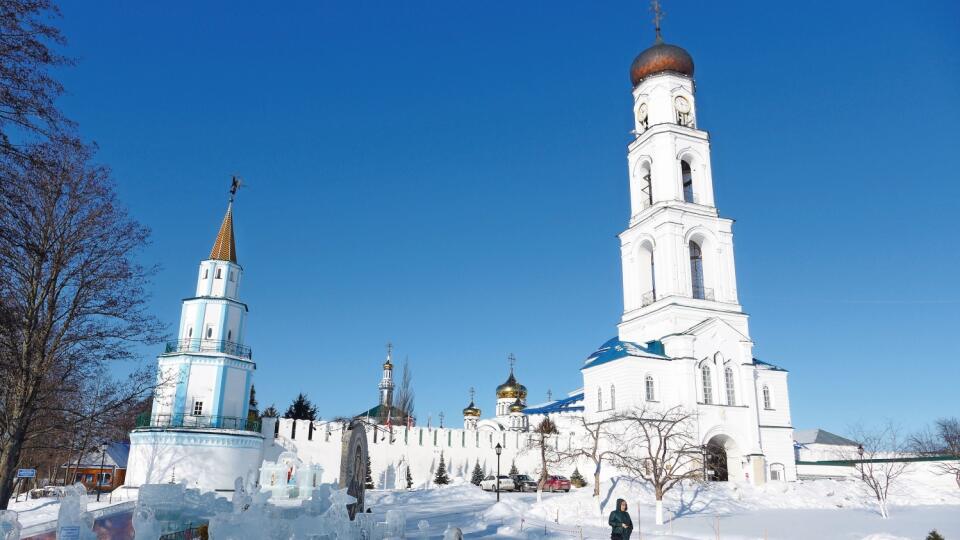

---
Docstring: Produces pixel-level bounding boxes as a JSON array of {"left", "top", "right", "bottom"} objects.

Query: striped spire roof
[{"left": 209, "top": 203, "right": 237, "bottom": 263}]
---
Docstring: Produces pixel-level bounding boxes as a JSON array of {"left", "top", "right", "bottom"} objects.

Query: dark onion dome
[
  {"left": 496, "top": 371, "right": 528, "bottom": 399},
  {"left": 630, "top": 41, "right": 694, "bottom": 87},
  {"left": 462, "top": 401, "right": 481, "bottom": 417},
  {"left": 509, "top": 397, "right": 525, "bottom": 413}
]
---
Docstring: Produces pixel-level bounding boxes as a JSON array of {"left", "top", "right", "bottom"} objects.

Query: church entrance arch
[{"left": 704, "top": 434, "right": 739, "bottom": 482}]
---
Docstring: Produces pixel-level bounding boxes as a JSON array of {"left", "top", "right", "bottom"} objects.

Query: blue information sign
[{"left": 16, "top": 469, "right": 36, "bottom": 478}]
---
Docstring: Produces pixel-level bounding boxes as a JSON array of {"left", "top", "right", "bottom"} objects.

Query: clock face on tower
[{"left": 674, "top": 96, "right": 691, "bottom": 114}]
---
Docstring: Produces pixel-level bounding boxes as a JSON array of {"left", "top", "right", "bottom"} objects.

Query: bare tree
[
  {"left": 841, "top": 422, "right": 911, "bottom": 519},
  {"left": 0, "top": 0, "right": 74, "bottom": 155},
  {"left": 0, "top": 139, "right": 161, "bottom": 509},
  {"left": 529, "top": 417, "right": 559, "bottom": 497},
  {"left": 394, "top": 357, "right": 414, "bottom": 420},
  {"left": 609, "top": 405, "right": 702, "bottom": 525},
  {"left": 911, "top": 417, "right": 960, "bottom": 489},
  {"left": 556, "top": 415, "right": 617, "bottom": 498}
]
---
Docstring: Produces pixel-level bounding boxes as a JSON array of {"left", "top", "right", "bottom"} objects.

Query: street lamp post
[
  {"left": 494, "top": 443, "right": 503, "bottom": 502},
  {"left": 857, "top": 444, "right": 865, "bottom": 480},
  {"left": 96, "top": 443, "right": 107, "bottom": 502}
]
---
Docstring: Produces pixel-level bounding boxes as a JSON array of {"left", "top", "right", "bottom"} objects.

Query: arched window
[
  {"left": 641, "top": 171, "right": 653, "bottom": 209},
  {"left": 762, "top": 385, "right": 772, "bottom": 409},
  {"left": 206, "top": 327, "right": 213, "bottom": 339},
  {"left": 597, "top": 387, "right": 603, "bottom": 411},
  {"left": 187, "top": 327, "right": 192, "bottom": 338},
  {"left": 610, "top": 385, "right": 616, "bottom": 410},
  {"left": 227, "top": 330, "right": 232, "bottom": 341},
  {"left": 724, "top": 367, "right": 736, "bottom": 406},
  {"left": 690, "top": 241, "right": 705, "bottom": 299},
  {"left": 202, "top": 269, "right": 208, "bottom": 279},
  {"left": 215, "top": 268, "right": 222, "bottom": 279},
  {"left": 701, "top": 365, "right": 713, "bottom": 404},
  {"left": 645, "top": 375, "right": 655, "bottom": 402},
  {"left": 682, "top": 160, "right": 694, "bottom": 203}
]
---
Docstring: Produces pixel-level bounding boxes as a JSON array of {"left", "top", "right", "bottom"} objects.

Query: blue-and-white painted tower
[{"left": 126, "top": 190, "right": 264, "bottom": 492}]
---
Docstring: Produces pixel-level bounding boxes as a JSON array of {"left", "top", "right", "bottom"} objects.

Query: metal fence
[
  {"left": 136, "top": 412, "right": 261, "bottom": 433},
  {"left": 164, "top": 338, "right": 252, "bottom": 359}
]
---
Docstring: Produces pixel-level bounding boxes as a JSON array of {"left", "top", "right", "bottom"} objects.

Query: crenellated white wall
[{"left": 261, "top": 418, "right": 587, "bottom": 490}]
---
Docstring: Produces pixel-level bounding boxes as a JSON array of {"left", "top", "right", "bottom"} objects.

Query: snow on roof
[
  {"left": 61, "top": 442, "right": 130, "bottom": 469},
  {"left": 753, "top": 358, "right": 788, "bottom": 372},
  {"left": 581, "top": 337, "right": 668, "bottom": 370},
  {"left": 523, "top": 393, "right": 585, "bottom": 415},
  {"left": 794, "top": 429, "right": 858, "bottom": 447}
]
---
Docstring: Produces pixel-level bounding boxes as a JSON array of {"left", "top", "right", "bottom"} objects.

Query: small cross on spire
[
  {"left": 385, "top": 342, "right": 393, "bottom": 363},
  {"left": 229, "top": 175, "right": 243, "bottom": 203},
  {"left": 547, "top": 389, "right": 553, "bottom": 402},
  {"left": 469, "top": 387, "right": 475, "bottom": 403},
  {"left": 438, "top": 411, "right": 445, "bottom": 428},
  {"left": 508, "top": 353, "right": 516, "bottom": 372},
  {"left": 651, "top": 0, "right": 664, "bottom": 43}
]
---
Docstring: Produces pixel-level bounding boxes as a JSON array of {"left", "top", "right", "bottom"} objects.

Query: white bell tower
[{"left": 618, "top": 29, "right": 750, "bottom": 345}]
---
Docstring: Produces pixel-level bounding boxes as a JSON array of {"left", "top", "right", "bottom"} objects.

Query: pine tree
[
  {"left": 926, "top": 531, "right": 945, "bottom": 540},
  {"left": 283, "top": 393, "right": 318, "bottom": 421},
  {"left": 247, "top": 385, "right": 259, "bottom": 423},
  {"left": 471, "top": 461, "right": 485, "bottom": 486},
  {"left": 434, "top": 452, "right": 450, "bottom": 486},
  {"left": 261, "top": 404, "right": 279, "bottom": 418},
  {"left": 508, "top": 461, "right": 519, "bottom": 476},
  {"left": 570, "top": 467, "right": 587, "bottom": 488},
  {"left": 364, "top": 455, "right": 374, "bottom": 489},
  {"left": 405, "top": 466, "right": 413, "bottom": 489}
]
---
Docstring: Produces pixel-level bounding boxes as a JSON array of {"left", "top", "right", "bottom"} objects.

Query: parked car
[
  {"left": 510, "top": 474, "right": 537, "bottom": 492},
  {"left": 543, "top": 475, "right": 571, "bottom": 492},
  {"left": 480, "top": 475, "right": 515, "bottom": 492}
]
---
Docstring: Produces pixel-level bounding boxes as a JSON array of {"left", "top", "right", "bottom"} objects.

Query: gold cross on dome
[
  {"left": 508, "top": 353, "right": 516, "bottom": 372},
  {"left": 651, "top": 0, "right": 664, "bottom": 42},
  {"left": 469, "top": 387, "right": 475, "bottom": 402}
]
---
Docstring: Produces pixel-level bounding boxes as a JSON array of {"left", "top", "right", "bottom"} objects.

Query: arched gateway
[{"left": 704, "top": 434, "right": 741, "bottom": 482}]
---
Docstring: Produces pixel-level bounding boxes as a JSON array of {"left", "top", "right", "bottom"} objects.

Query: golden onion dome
[
  {"left": 509, "top": 397, "right": 525, "bottom": 413},
  {"left": 383, "top": 360, "right": 392, "bottom": 370},
  {"left": 495, "top": 371, "right": 527, "bottom": 399},
  {"left": 462, "top": 401, "right": 481, "bottom": 417},
  {"left": 629, "top": 41, "right": 694, "bottom": 87}
]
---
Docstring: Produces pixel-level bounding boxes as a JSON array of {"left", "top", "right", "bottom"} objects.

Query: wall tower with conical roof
[{"left": 127, "top": 182, "right": 264, "bottom": 492}]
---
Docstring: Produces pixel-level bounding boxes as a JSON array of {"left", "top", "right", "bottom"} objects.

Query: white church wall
[
  {"left": 184, "top": 362, "right": 217, "bottom": 415},
  {"left": 127, "top": 430, "right": 264, "bottom": 491}
]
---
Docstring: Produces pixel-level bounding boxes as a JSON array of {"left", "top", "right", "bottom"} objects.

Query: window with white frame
[
  {"left": 203, "top": 269, "right": 208, "bottom": 279},
  {"left": 215, "top": 268, "right": 222, "bottom": 279},
  {"left": 762, "top": 385, "right": 772, "bottom": 409},
  {"left": 610, "top": 384, "right": 616, "bottom": 410},
  {"left": 645, "top": 375, "right": 655, "bottom": 402},
  {"left": 192, "top": 400, "right": 203, "bottom": 416},
  {"left": 597, "top": 387, "right": 603, "bottom": 411},
  {"left": 206, "top": 327, "right": 213, "bottom": 339},
  {"left": 724, "top": 367, "right": 736, "bottom": 406},
  {"left": 229, "top": 270, "right": 235, "bottom": 282},
  {"left": 701, "top": 365, "right": 713, "bottom": 404}
]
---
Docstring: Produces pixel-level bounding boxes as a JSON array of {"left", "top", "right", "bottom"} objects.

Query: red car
[{"left": 544, "top": 475, "right": 571, "bottom": 492}]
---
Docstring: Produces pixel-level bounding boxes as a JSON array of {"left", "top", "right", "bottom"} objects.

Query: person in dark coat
[{"left": 608, "top": 498, "right": 633, "bottom": 539}]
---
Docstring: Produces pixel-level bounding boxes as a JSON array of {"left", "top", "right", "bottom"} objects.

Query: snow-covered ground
[
  {"left": 7, "top": 475, "right": 958, "bottom": 539},
  {"left": 363, "top": 476, "right": 960, "bottom": 540}
]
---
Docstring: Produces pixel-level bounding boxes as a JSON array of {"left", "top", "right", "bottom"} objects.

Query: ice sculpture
[{"left": 0, "top": 510, "right": 21, "bottom": 540}]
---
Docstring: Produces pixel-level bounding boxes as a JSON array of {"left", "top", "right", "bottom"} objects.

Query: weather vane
[
  {"left": 651, "top": 0, "right": 664, "bottom": 42},
  {"left": 229, "top": 175, "right": 243, "bottom": 203}
]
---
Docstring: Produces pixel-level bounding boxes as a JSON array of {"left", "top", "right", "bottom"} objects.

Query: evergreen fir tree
[
  {"left": 434, "top": 452, "right": 450, "bottom": 485},
  {"left": 364, "top": 455, "right": 374, "bottom": 489},
  {"left": 508, "top": 461, "right": 519, "bottom": 476},
  {"left": 470, "top": 461, "right": 485, "bottom": 486},
  {"left": 405, "top": 466, "right": 413, "bottom": 489},
  {"left": 261, "top": 404, "right": 279, "bottom": 418},
  {"left": 926, "top": 531, "right": 945, "bottom": 540},
  {"left": 283, "top": 393, "right": 318, "bottom": 421},
  {"left": 570, "top": 467, "right": 587, "bottom": 488}
]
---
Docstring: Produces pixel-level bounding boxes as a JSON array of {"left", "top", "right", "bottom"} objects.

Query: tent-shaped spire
[{"left": 209, "top": 203, "right": 237, "bottom": 263}]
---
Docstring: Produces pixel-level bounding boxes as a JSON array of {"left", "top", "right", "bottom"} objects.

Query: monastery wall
[{"left": 262, "top": 418, "right": 586, "bottom": 489}]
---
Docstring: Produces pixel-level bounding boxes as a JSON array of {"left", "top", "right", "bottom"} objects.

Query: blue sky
[{"left": 53, "top": 1, "right": 959, "bottom": 434}]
